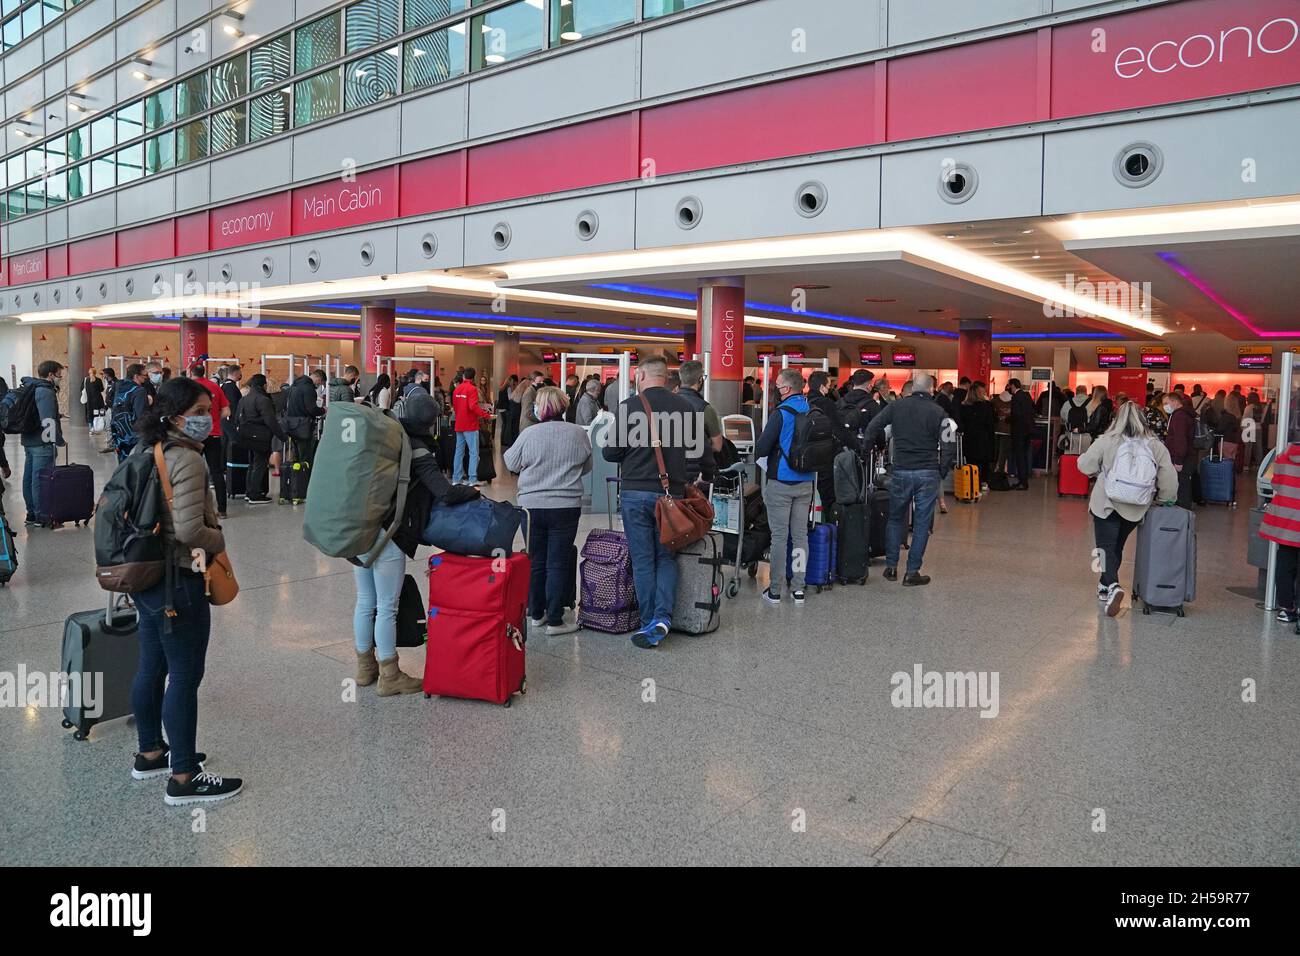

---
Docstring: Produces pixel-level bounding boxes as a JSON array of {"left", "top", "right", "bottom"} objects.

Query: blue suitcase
[
  {"left": 1198, "top": 453, "right": 1236, "bottom": 505},
  {"left": 788, "top": 522, "right": 837, "bottom": 592}
]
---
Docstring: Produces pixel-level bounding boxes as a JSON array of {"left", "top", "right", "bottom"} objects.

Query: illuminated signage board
[
  {"left": 1097, "top": 347, "right": 1128, "bottom": 368},
  {"left": 1238, "top": 346, "right": 1272, "bottom": 369},
  {"left": 1140, "top": 346, "right": 1172, "bottom": 369},
  {"left": 784, "top": 348, "right": 806, "bottom": 359},
  {"left": 999, "top": 347, "right": 1027, "bottom": 369},
  {"left": 540, "top": 350, "right": 558, "bottom": 363},
  {"left": 859, "top": 349, "right": 883, "bottom": 366},
  {"left": 892, "top": 349, "right": 917, "bottom": 367}
]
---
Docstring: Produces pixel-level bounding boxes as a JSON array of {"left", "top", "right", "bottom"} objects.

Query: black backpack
[
  {"left": 783, "top": 405, "right": 836, "bottom": 472},
  {"left": 110, "top": 383, "right": 142, "bottom": 451},
  {"left": 94, "top": 446, "right": 168, "bottom": 593},
  {"left": 0, "top": 383, "right": 41, "bottom": 436}
]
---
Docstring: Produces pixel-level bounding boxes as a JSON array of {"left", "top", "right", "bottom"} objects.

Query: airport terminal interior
[{"left": 1, "top": 0, "right": 1299, "bottom": 867}]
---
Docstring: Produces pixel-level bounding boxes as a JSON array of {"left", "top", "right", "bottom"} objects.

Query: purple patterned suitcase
[{"left": 577, "top": 528, "right": 640, "bottom": 633}]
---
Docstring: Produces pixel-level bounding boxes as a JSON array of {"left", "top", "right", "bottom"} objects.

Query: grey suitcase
[
  {"left": 61, "top": 595, "right": 140, "bottom": 740},
  {"left": 671, "top": 532, "right": 724, "bottom": 635},
  {"left": 1132, "top": 506, "right": 1197, "bottom": 616}
]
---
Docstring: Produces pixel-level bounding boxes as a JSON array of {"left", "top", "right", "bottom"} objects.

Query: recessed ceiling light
[
  {"left": 1020, "top": 228, "right": 1033, "bottom": 234},
  {"left": 992, "top": 239, "right": 1017, "bottom": 246},
  {"left": 1031, "top": 253, "right": 1041, "bottom": 260},
  {"left": 944, "top": 233, "right": 957, "bottom": 240},
  {"left": 794, "top": 284, "right": 829, "bottom": 290},
  {"left": 863, "top": 297, "right": 897, "bottom": 303}
]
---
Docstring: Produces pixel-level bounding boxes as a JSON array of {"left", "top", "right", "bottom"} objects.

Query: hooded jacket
[
  {"left": 18, "top": 377, "right": 64, "bottom": 448},
  {"left": 328, "top": 377, "right": 356, "bottom": 404},
  {"left": 1065, "top": 393, "right": 1090, "bottom": 431}
]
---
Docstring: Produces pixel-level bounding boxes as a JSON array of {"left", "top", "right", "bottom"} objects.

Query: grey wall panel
[
  {"left": 290, "top": 227, "right": 397, "bottom": 283},
  {"left": 401, "top": 86, "right": 467, "bottom": 154},
  {"left": 209, "top": 246, "right": 292, "bottom": 290},
  {"left": 116, "top": 59, "right": 172, "bottom": 105},
  {"left": 42, "top": 20, "right": 66, "bottom": 60},
  {"left": 118, "top": 265, "right": 175, "bottom": 306},
  {"left": 211, "top": 5, "right": 295, "bottom": 60},
  {"left": 175, "top": 165, "right": 209, "bottom": 210},
  {"left": 44, "top": 62, "right": 68, "bottom": 103},
  {"left": 67, "top": 35, "right": 116, "bottom": 93},
  {"left": 296, "top": 0, "right": 337, "bottom": 19},
  {"left": 887, "top": 0, "right": 1042, "bottom": 45},
  {"left": 211, "top": 140, "right": 293, "bottom": 202},
  {"left": 1043, "top": 101, "right": 1300, "bottom": 214},
  {"left": 70, "top": 273, "right": 118, "bottom": 308},
  {"left": 117, "top": 0, "right": 153, "bottom": 17},
  {"left": 177, "top": 0, "right": 213, "bottom": 24},
  {"left": 46, "top": 206, "right": 68, "bottom": 244},
  {"left": 292, "top": 107, "right": 400, "bottom": 181},
  {"left": 173, "top": 32, "right": 210, "bottom": 74},
  {"left": 67, "top": 194, "right": 116, "bottom": 238},
  {"left": 463, "top": 192, "right": 636, "bottom": 267},
  {"left": 7, "top": 214, "right": 46, "bottom": 252},
  {"left": 4, "top": 39, "right": 45, "bottom": 89},
  {"left": 117, "top": 2, "right": 177, "bottom": 62},
  {"left": 396, "top": 217, "right": 465, "bottom": 273},
  {"left": 880, "top": 136, "right": 1043, "bottom": 227},
  {"left": 47, "top": 282, "right": 71, "bottom": 311},
  {"left": 641, "top": 0, "right": 883, "bottom": 99},
  {"left": 117, "top": 177, "right": 176, "bottom": 224},
  {"left": 77, "top": 74, "right": 117, "bottom": 124},
  {"left": 635, "top": 157, "right": 882, "bottom": 249},
  {"left": 468, "top": 37, "right": 638, "bottom": 140},
  {"left": 6, "top": 74, "right": 45, "bottom": 128},
  {"left": 66, "top": 0, "right": 117, "bottom": 48}
]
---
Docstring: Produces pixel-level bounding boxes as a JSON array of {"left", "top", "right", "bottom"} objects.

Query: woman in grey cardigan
[
  {"left": 129, "top": 377, "right": 243, "bottom": 807},
  {"left": 504, "top": 386, "right": 592, "bottom": 635}
]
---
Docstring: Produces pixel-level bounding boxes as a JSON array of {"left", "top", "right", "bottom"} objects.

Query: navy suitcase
[
  {"left": 1199, "top": 446, "right": 1236, "bottom": 505},
  {"left": 788, "top": 522, "right": 837, "bottom": 592},
  {"left": 226, "top": 439, "right": 249, "bottom": 498},
  {"left": 836, "top": 502, "right": 869, "bottom": 584},
  {"left": 38, "top": 452, "right": 95, "bottom": 525}
]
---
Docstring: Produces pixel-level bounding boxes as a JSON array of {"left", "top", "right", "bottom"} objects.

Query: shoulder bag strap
[
  {"left": 637, "top": 391, "right": 671, "bottom": 496},
  {"left": 151, "top": 443, "right": 180, "bottom": 624}
]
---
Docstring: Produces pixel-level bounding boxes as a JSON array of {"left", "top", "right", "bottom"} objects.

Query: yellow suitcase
[{"left": 953, "top": 463, "right": 980, "bottom": 502}]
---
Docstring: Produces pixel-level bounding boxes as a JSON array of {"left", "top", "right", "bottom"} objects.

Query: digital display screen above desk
[
  {"left": 1097, "top": 349, "right": 1127, "bottom": 368},
  {"left": 860, "top": 350, "right": 882, "bottom": 366},
  {"left": 1140, "top": 351, "right": 1171, "bottom": 369},
  {"left": 892, "top": 350, "right": 916, "bottom": 367},
  {"left": 1238, "top": 353, "right": 1272, "bottom": 369},
  {"left": 999, "top": 353, "right": 1026, "bottom": 369}
]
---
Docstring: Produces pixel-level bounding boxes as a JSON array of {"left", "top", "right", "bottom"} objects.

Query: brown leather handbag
[
  {"left": 638, "top": 392, "right": 714, "bottom": 551},
  {"left": 154, "top": 443, "right": 239, "bottom": 606}
]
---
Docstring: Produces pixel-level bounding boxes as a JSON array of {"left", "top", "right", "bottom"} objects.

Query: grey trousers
[{"left": 763, "top": 479, "right": 814, "bottom": 595}]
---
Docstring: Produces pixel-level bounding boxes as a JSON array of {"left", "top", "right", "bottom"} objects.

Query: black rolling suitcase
[
  {"left": 61, "top": 595, "right": 139, "bottom": 740},
  {"left": 279, "top": 439, "right": 311, "bottom": 504},
  {"left": 436, "top": 417, "right": 455, "bottom": 474},
  {"left": 38, "top": 448, "right": 95, "bottom": 526},
  {"left": 836, "top": 451, "right": 871, "bottom": 584}
]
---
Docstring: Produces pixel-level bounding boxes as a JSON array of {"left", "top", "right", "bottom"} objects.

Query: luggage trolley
[{"left": 709, "top": 462, "right": 751, "bottom": 599}]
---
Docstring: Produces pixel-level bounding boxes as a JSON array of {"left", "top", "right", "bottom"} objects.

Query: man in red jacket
[{"left": 452, "top": 366, "right": 488, "bottom": 486}]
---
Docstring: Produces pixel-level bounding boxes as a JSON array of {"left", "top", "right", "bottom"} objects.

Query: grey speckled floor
[{"left": 1, "top": 430, "right": 1296, "bottom": 867}]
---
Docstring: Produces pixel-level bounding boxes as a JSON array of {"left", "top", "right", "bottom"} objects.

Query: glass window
[
  {"left": 23, "top": 178, "right": 44, "bottom": 212},
  {"left": 293, "top": 68, "right": 342, "bottom": 127},
  {"left": 90, "top": 153, "right": 115, "bottom": 192},
  {"left": 346, "top": 0, "right": 399, "bottom": 53},
  {"left": 406, "top": 0, "right": 469, "bottom": 31},
  {"left": 209, "top": 105, "right": 246, "bottom": 153},
  {"left": 295, "top": 12, "right": 340, "bottom": 73},
  {"left": 24, "top": 145, "right": 44, "bottom": 180},
  {"left": 66, "top": 126, "right": 87, "bottom": 162},
  {"left": 5, "top": 190, "right": 23, "bottom": 219},
  {"left": 210, "top": 52, "right": 248, "bottom": 106},
  {"left": 552, "top": 0, "right": 635, "bottom": 46},
  {"left": 176, "top": 73, "right": 208, "bottom": 118},
  {"left": 2, "top": 0, "right": 21, "bottom": 14},
  {"left": 7, "top": 153, "right": 25, "bottom": 187},
  {"left": 470, "top": 0, "right": 543, "bottom": 71},
  {"left": 345, "top": 47, "right": 400, "bottom": 110},
  {"left": 249, "top": 88, "right": 291, "bottom": 142},
  {"left": 116, "top": 143, "right": 143, "bottom": 183},
  {"left": 21, "top": 2, "right": 41, "bottom": 37},
  {"left": 90, "top": 113, "right": 115, "bottom": 154},
  {"left": 144, "top": 86, "right": 174, "bottom": 131},
  {"left": 404, "top": 23, "right": 466, "bottom": 91},
  {"left": 643, "top": 0, "right": 712, "bottom": 18},
  {"left": 44, "top": 169, "right": 65, "bottom": 205},
  {"left": 250, "top": 34, "right": 291, "bottom": 90},
  {"left": 145, "top": 131, "right": 174, "bottom": 174},
  {"left": 3, "top": 17, "right": 20, "bottom": 50},
  {"left": 116, "top": 100, "right": 144, "bottom": 142},
  {"left": 44, "top": 134, "right": 66, "bottom": 171},
  {"left": 66, "top": 163, "right": 86, "bottom": 200},
  {"left": 175, "top": 119, "right": 207, "bottom": 164}
]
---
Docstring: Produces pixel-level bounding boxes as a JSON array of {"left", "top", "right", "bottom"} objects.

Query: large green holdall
[{"left": 303, "top": 403, "right": 412, "bottom": 567}]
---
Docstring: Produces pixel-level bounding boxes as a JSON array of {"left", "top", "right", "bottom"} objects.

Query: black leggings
[
  {"left": 202, "top": 436, "right": 226, "bottom": 513},
  {"left": 1092, "top": 511, "right": 1140, "bottom": 588},
  {"left": 1275, "top": 544, "right": 1300, "bottom": 610}
]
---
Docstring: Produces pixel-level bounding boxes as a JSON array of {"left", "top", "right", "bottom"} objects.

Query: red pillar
[
  {"left": 696, "top": 278, "right": 744, "bottom": 416},
  {"left": 180, "top": 317, "right": 209, "bottom": 374},
  {"left": 957, "top": 319, "right": 993, "bottom": 386},
  {"left": 361, "top": 300, "right": 396, "bottom": 376}
]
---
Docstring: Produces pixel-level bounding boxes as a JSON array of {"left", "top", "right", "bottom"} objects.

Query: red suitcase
[
  {"left": 424, "top": 552, "right": 529, "bottom": 706},
  {"left": 1057, "top": 453, "right": 1090, "bottom": 497}
]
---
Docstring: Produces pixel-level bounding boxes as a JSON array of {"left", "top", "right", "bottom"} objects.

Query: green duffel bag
[{"left": 303, "top": 403, "right": 412, "bottom": 567}]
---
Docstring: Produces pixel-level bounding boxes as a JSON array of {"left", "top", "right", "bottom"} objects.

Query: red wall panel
[
  {"left": 9, "top": 249, "right": 47, "bottom": 284},
  {"left": 0, "top": 259, "right": 8, "bottom": 287},
  {"left": 467, "top": 113, "right": 640, "bottom": 205},
  {"left": 399, "top": 150, "right": 467, "bottom": 217},
  {"left": 1052, "top": 0, "right": 1300, "bottom": 118},
  {"left": 641, "top": 67, "right": 877, "bottom": 175},
  {"left": 117, "top": 220, "right": 175, "bottom": 267},
  {"left": 292, "top": 166, "right": 399, "bottom": 235},
  {"left": 887, "top": 33, "right": 1039, "bottom": 141},
  {"left": 175, "top": 211, "right": 210, "bottom": 257},
  {"left": 210, "top": 193, "right": 292, "bottom": 251},
  {"left": 68, "top": 235, "right": 116, "bottom": 275},
  {"left": 47, "top": 245, "right": 68, "bottom": 280}
]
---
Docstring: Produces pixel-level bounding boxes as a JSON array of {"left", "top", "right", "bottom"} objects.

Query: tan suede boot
[
  {"left": 356, "top": 649, "right": 379, "bottom": 687},
  {"left": 377, "top": 656, "right": 423, "bottom": 696}
]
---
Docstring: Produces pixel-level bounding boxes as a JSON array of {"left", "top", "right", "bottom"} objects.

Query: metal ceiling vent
[
  {"left": 795, "top": 181, "right": 828, "bottom": 218},
  {"left": 492, "top": 222, "right": 512, "bottom": 250},
  {"left": 938, "top": 161, "right": 978, "bottom": 204},
  {"left": 575, "top": 209, "right": 600, "bottom": 240},
  {"left": 675, "top": 196, "right": 703, "bottom": 230},
  {"left": 1114, "top": 142, "right": 1163, "bottom": 188}
]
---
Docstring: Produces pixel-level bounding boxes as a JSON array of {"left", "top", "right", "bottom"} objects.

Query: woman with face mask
[{"left": 129, "top": 377, "right": 243, "bottom": 807}]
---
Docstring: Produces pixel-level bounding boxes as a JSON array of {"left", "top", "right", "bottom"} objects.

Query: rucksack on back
[
  {"left": 110, "top": 383, "right": 141, "bottom": 450},
  {"left": 785, "top": 406, "right": 836, "bottom": 472},
  {"left": 1104, "top": 437, "right": 1158, "bottom": 507},
  {"left": 302, "top": 403, "right": 413, "bottom": 567},
  {"left": 1, "top": 384, "right": 40, "bottom": 435},
  {"left": 94, "top": 448, "right": 168, "bottom": 592}
]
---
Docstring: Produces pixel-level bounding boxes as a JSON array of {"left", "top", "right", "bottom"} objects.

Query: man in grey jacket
[
  {"left": 328, "top": 365, "right": 360, "bottom": 404},
  {"left": 18, "top": 361, "right": 66, "bottom": 527}
]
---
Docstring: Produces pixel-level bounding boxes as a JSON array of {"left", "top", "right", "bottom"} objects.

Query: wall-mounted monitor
[
  {"left": 859, "top": 349, "right": 883, "bottom": 366},
  {"left": 891, "top": 349, "right": 916, "bottom": 367},
  {"left": 1140, "top": 347, "right": 1172, "bottom": 369},
  {"left": 1238, "top": 347, "right": 1272, "bottom": 370},
  {"left": 1097, "top": 347, "right": 1128, "bottom": 368},
  {"left": 540, "top": 350, "right": 558, "bottom": 363},
  {"left": 999, "top": 347, "right": 1026, "bottom": 369},
  {"left": 784, "top": 349, "right": 805, "bottom": 359}
]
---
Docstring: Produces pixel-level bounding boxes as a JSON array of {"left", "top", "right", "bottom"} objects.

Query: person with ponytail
[{"left": 129, "top": 377, "right": 243, "bottom": 807}]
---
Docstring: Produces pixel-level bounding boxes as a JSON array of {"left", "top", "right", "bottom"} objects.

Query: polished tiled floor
[{"left": 1, "top": 429, "right": 1296, "bottom": 866}]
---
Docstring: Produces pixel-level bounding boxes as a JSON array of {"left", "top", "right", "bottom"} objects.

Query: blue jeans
[
  {"left": 131, "top": 570, "right": 212, "bottom": 777},
  {"left": 21, "top": 443, "right": 55, "bottom": 522},
  {"left": 453, "top": 430, "right": 479, "bottom": 484},
  {"left": 885, "top": 468, "right": 940, "bottom": 575},
  {"left": 620, "top": 490, "right": 678, "bottom": 629},
  {"left": 352, "top": 538, "right": 407, "bottom": 661},
  {"left": 527, "top": 506, "right": 581, "bottom": 624}
]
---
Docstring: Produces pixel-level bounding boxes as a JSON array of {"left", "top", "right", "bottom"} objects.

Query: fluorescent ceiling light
[{"left": 1052, "top": 199, "right": 1300, "bottom": 243}]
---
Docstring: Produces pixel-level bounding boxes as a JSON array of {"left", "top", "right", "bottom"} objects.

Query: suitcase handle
[{"left": 606, "top": 475, "right": 621, "bottom": 531}]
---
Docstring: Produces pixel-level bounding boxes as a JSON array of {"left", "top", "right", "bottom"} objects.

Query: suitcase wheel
[
  {"left": 502, "top": 696, "right": 512, "bottom": 709},
  {"left": 519, "top": 677, "right": 527, "bottom": 695},
  {"left": 61, "top": 719, "right": 73, "bottom": 729},
  {"left": 1176, "top": 606, "right": 1185, "bottom": 618},
  {"left": 726, "top": 579, "right": 740, "bottom": 599},
  {"left": 1141, "top": 604, "right": 1151, "bottom": 615},
  {"left": 73, "top": 725, "right": 90, "bottom": 741},
  {"left": 423, "top": 693, "right": 431, "bottom": 699}
]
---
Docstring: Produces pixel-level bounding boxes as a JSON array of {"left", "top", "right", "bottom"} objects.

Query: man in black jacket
[
  {"left": 1007, "top": 378, "right": 1036, "bottom": 490},
  {"left": 861, "top": 373, "right": 955, "bottom": 586},
  {"left": 602, "top": 355, "right": 693, "bottom": 650},
  {"left": 807, "top": 370, "right": 842, "bottom": 514},
  {"left": 285, "top": 373, "right": 327, "bottom": 465},
  {"left": 837, "top": 369, "right": 879, "bottom": 452},
  {"left": 676, "top": 361, "right": 720, "bottom": 483}
]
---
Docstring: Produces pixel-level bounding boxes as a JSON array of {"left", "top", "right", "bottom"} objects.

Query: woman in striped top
[{"left": 1259, "top": 442, "right": 1300, "bottom": 624}]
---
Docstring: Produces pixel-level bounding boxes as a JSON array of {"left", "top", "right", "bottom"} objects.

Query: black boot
[{"left": 902, "top": 571, "right": 931, "bottom": 587}]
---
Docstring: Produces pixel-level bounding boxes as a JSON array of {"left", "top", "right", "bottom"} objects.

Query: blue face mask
[{"left": 178, "top": 414, "right": 213, "bottom": 442}]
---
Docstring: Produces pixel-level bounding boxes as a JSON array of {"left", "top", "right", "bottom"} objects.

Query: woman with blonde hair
[
  {"left": 1077, "top": 400, "right": 1179, "bottom": 617},
  {"left": 504, "top": 386, "right": 592, "bottom": 635}
]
